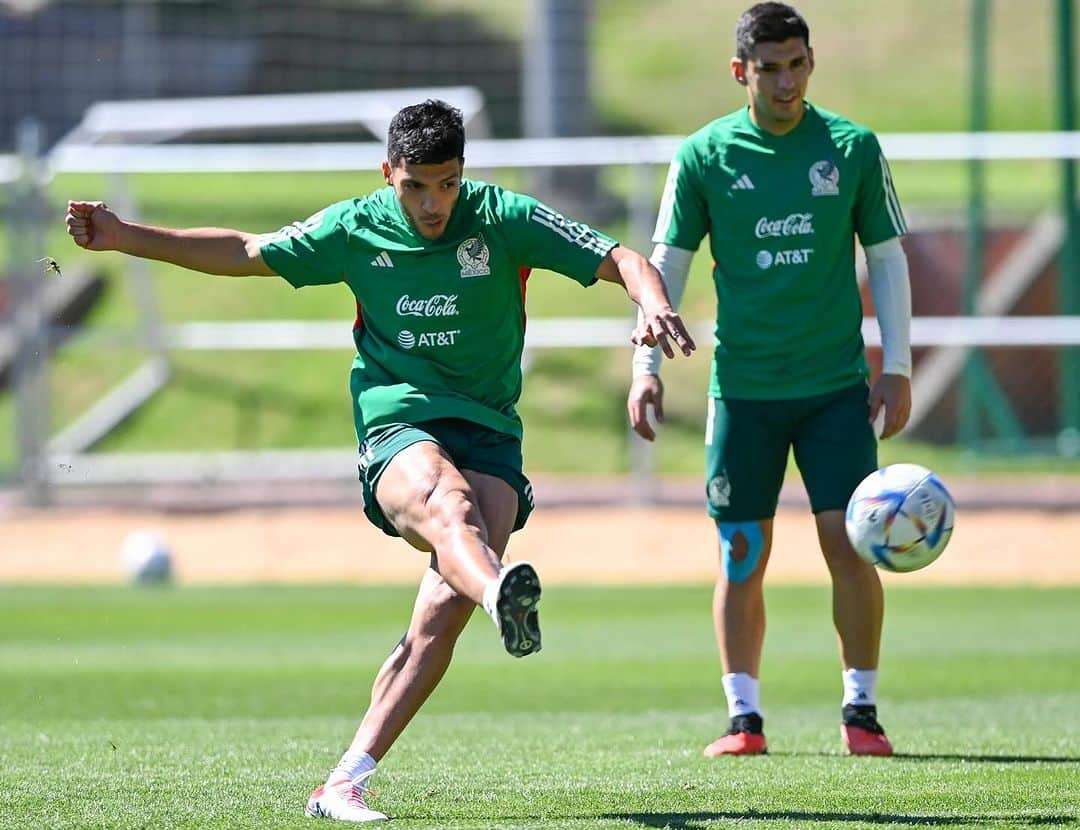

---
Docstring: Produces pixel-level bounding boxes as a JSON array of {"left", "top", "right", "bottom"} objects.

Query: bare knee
[
  {"left": 826, "top": 546, "right": 878, "bottom": 584},
  {"left": 816, "top": 511, "right": 875, "bottom": 581},
  {"left": 820, "top": 533, "right": 877, "bottom": 583},
  {"left": 404, "top": 582, "right": 475, "bottom": 654},
  {"left": 383, "top": 463, "right": 484, "bottom": 550},
  {"left": 424, "top": 478, "right": 484, "bottom": 542}
]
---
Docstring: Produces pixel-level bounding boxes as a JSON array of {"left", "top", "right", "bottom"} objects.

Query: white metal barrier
[
  {"left": 43, "top": 315, "right": 1076, "bottom": 352},
  {"left": 12, "top": 131, "right": 1080, "bottom": 186},
  {"left": 7, "top": 125, "right": 1080, "bottom": 496},
  {"left": 32, "top": 131, "right": 1080, "bottom": 178}
]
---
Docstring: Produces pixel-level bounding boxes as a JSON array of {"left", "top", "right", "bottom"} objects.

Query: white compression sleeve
[
  {"left": 631, "top": 243, "right": 694, "bottom": 378},
  {"left": 864, "top": 236, "right": 912, "bottom": 377}
]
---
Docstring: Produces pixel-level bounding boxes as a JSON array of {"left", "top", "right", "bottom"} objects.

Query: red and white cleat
[{"left": 305, "top": 772, "right": 388, "bottom": 824}]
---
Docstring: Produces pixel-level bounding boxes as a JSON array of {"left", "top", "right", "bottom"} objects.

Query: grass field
[
  {"left": 428, "top": 0, "right": 1077, "bottom": 135},
  {"left": 3, "top": 584, "right": 1078, "bottom": 829}
]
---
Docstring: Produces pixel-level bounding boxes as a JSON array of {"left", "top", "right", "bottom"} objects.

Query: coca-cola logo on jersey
[
  {"left": 754, "top": 213, "right": 814, "bottom": 239},
  {"left": 395, "top": 294, "right": 459, "bottom": 318}
]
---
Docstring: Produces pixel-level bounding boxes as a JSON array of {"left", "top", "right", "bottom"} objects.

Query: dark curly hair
[
  {"left": 735, "top": 3, "right": 810, "bottom": 62},
  {"left": 386, "top": 99, "right": 465, "bottom": 167}
]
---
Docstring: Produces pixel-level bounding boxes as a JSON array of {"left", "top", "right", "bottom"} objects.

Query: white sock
[
  {"left": 330, "top": 748, "right": 376, "bottom": 784},
  {"left": 842, "top": 668, "right": 878, "bottom": 707},
  {"left": 481, "top": 576, "right": 501, "bottom": 627},
  {"left": 721, "top": 672, "right": 760, "bottom": 717}
]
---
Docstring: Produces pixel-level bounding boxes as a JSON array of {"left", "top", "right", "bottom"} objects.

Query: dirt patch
[{"left": 1, "top": 504, "right": 1076, "bottom": 586}]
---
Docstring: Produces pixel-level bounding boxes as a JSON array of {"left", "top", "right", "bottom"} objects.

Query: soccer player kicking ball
[
  {"left": 67, "top": 99, "right": 695, "bottom": 823},
  {"left": 628, "top": 2, "right": 911, "bottom": 757}
]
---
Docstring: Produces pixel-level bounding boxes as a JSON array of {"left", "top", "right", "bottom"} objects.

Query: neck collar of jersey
[{"left": 742, "top": 101, "right": 813, "bottom": 143}]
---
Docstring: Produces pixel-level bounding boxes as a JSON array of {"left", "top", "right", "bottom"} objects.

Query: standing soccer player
[
  {"left": 628, "top": 2, "right": 911, "bottom": 757},
  {"left": 67, "top": 99, "right": 695, "bottom": 823}
]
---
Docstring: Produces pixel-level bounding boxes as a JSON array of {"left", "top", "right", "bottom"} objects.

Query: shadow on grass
[
  {"left": 606, "top": 811, "right": 1076, "bottom": 828},
  {"left": 892, "top": 753, "right": 1080, "bottom": 764},
  {"left": 769, "top": 752, "right": 1080, "bottom": 764}
]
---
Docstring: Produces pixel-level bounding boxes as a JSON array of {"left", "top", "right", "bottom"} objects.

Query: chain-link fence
[{"left": 0, "top": 0, "right": 534, "bottom": 150}]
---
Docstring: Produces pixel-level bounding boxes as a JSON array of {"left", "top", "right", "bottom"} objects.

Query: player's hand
[
  {"left": 66, "top": 201, "right": 123, "bottom": 252},
  {"left": 628, "top": 373, "right": 665, "bottom": 441},
  {"left": 869, "top": 373, "right": 911, "bottom": 440},
  {"left": 632, "top": 306, "right": 696, "bottom": 359}
]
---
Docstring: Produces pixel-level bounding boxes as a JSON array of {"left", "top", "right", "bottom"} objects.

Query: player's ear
[
  {"left": 381, "top": 160, "right": 392, "bottom": 185},
  {"left": 807, "top": 46, "right": 815, "bottom": 74},
  {"left": 730, "top": 58, "right": 748, "bottom": 86}
]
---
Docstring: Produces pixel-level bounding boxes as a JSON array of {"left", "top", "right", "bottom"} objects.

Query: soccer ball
[
  {"left": 121, "top": 530, "right": 173, "bottom": 585},
  {"left": 845, "top": 464, "right": 955, "bottom": 572}
]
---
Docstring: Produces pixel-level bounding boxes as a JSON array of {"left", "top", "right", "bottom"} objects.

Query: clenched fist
[{"left": 66, "top": 201, "right": 123, "bottom": 251}]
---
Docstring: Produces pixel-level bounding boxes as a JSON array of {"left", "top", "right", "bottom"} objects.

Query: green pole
[
  {"left": 1058, "top": 0, "right": 1080, "bottom": 443},
  {"left": 962, "top": 0, "right": 989, "bottom": 448}
]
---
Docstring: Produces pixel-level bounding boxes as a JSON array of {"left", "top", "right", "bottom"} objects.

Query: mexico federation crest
[
  {"left": 457, "top": 235, "right": 491, "bottom": 278},
  {"left": 809, "top": 160, "right": 840, "bottom": 196},
  {"left": 707, "top": 473, "right": 732, "bottom": 509}
]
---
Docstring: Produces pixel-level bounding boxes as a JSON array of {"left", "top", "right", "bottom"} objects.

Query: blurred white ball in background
[{"left": 121, "top": 529, "right": 173, "bottom": 585}]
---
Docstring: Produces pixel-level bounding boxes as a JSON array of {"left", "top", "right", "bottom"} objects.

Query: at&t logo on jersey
[
  {"left": 397, "top": 329, "right": 461, "bottom": 349},
  {"left": 395, "top": 294, "right": 459, "bottom": 317},
  {"left": 756, "top": 248, "right": 814, "bottom": 269},
  {"left": 754, "top": 213, "right": 814, "bottom": 239}
]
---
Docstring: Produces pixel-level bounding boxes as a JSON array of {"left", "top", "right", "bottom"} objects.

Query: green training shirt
[
  {"left": 654, "top": 103, "right": 907, "bottom": 399},
  {"left": 260, "top": 179, "right": 617, "bottom": 441}
]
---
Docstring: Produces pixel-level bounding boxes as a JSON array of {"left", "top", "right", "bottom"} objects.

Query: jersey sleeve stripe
[
  {"left": 879, "top": 154, "right": 908, "bottom": 236},
  {"left": 532, "top": 204, "right": 609, "bottom": 252},
  {"left": 531, "top": 206, "right": 615, "bottom": 256}
]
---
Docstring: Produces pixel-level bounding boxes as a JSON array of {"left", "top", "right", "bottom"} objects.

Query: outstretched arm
[
  {"left": 596, "top": 245, "right": 696, "bottom": 359},
  {"left": 66, "top": 200, "right": 275, "bottom": 277}
]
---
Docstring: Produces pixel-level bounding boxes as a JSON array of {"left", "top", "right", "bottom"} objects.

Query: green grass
[
  {"left": 1, "top": 584, "right": 1077, "bottom": 829},
  {"left": 414, "top": 0, "right": 1080, "bottom": 136},
  {"left": 471, "top": 0, "right": 1077, "bottom": 136}
]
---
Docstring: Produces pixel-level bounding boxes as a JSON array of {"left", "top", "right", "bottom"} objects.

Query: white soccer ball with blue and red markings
[{"left": 845, "top": 464, "right": 955, "bottom": 573}]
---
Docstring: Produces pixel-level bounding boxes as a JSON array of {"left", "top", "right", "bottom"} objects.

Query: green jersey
[
  {"left": 654, "top": 103, "right": 907, "bottom": 399},
  {"left": 260, "top": 179, "right": 617, "bottom": 441}
]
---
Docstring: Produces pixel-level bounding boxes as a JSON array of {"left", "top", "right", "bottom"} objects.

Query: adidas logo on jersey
[
  {"left": 371, "top": 251, "right": 394, "bottom": 268},
  {"left": 730, "top": 174, "right": 755, "bottom": 191}
]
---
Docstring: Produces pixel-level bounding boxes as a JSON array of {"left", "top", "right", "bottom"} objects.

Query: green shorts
[
  {"left": 704, "top": 381, "right": 878, "bottom": 521},
  {"left": 358, "top": 418, "right": 534, "bottom": 538}
]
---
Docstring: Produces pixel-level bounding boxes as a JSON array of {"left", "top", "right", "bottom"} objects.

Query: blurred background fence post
[
  {"left": 962, "top": 0, "right": 989, "bottom": 450},
  {"left": 121, "top": 0, "right": 163, "bottom": 100},
  {"left": 524, "top": 0, "right": 606, "bottom": 215},
  {"left": 1058, "top": 0, "right": 1080, "bottom": 454},
  {"left": 9, "top": 117, "right": 50, "bottom": 505}
]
